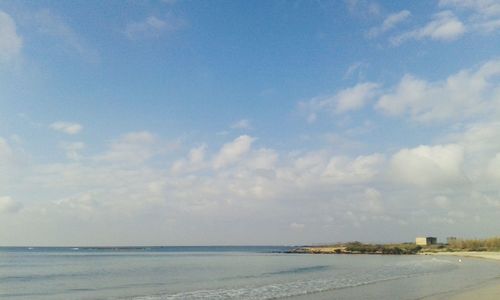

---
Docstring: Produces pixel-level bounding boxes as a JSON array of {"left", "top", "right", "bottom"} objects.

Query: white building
[{"left": 416, "top": 237, "right": 437, "bottom": 246}]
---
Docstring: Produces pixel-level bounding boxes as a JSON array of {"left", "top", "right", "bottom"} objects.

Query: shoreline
[
  {"left": 424, "top": 277, "right": 500, "bottom": 300},
  {"left": 287, "top": 249, "right": 500, "bottom": 299},
  {"left": 420, "top": 251, "right": 500, "bottom": 261},
  {"left": 422, "top": 251, "right": 500, "bottom": 300}
]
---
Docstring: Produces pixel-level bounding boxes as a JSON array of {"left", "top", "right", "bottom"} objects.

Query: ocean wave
[
  {"left": 126, "top": 258, "right": 458, "bottom": 300},
  {"left": 263, "top": 265, "right": 331, "bottom": 276},
  {"left": 128, "top": 277, "right": 394, "bottom": 300}
]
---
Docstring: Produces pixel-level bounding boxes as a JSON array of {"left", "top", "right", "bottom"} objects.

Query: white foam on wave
[
  {"left": 128, "top": 258, "right": 458, "bottom": 300},
  {"left": 130, "top": 275, "right": 399, "bottom": 300}
]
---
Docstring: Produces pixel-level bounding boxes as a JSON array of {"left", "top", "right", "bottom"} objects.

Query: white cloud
[
  {"left": 98, "top": 131, "right": 159, "bottom": 164},
  {"left": 290, "top": 222, "right": 305, "bottom": 230},
  {"left": 363, "top": 188, "right": 384, "bottom": 213},
  {"left": 60, "top": 141, "right": 85, "bottom": 160},
  {"left": 440, "top": 0, "right": 500, "bottom": 33},
  {"left": 389, "top": 144, "right": 465, "bottom": 187},
  {"left": 376, "top": 59, "right": 500, "bottom": 123},
  {"left": 53, "top": 192, "right": 99, "bottom": 213},
  {"left": 0, "top": 196, "right": 22, "bottom": 214},
  {"left": 336, "top": 82, "right": 380, "bottom": 113},
  {"left": 439, "top": 121, "right": 500, "bottom": 183},
  {"left": 124, "top": 15, "right": 185, "bottom": 40},
  {"left": 343, "top": 61, "right": 369, "bottom": 79},
  {"left": 33, "top": 10, "right": 99, "bottom": 62},
  {"left": 0, "top": 137, "right": 13, "bottom": 162},
  {"left": 188, "top": 144, "right": 206, "bottom": 165},
  {"left": 475, "top": 19, "right": 500, "bottom": 32},
  {"left": 291, "top": 151, "right": 327, "bottom": 174},
  {"left": 213, "top": 135, "right": 255, "bottom": 169},
  {"left": 0, "top": 137, "right": 17, "bottom": 184},
  {"left": 231, "top": 119, "right": 252, "bottom": 130},
  {"left": 451, "top": 122, "right": 500, "bottom": 158},
  {"left": 376, "top": 74, "right": 427, "bottom": 116},
  {"left": 300, "top": 82, "right": 379, "bottom": 122},
  {"left": 171, "top": 144, "right": 207, "bottom": 173},
  {"left": 346, "top": 0, "right": 381, "bottom": 17},
  {"left": 434, "top": 195, "right": 451, "bottom": 209},
  {"left": 0, "top": 10, "right": 23, "bottom": 63},
  {"left": 3, "top": 126, "right": 500, "bottom": 244},
  {"left": 391, "top": 11, "right": 465, "bottom": 45},
  {"left": 50, "top": 121, "right": 83, "bottom": 135},
  {"left": 440, "top": 0, "right": 500, "bottom": 16},
  {"left": 485, "top": 153, "right": 500, "bottom": 181},
  {"left": 323, "top": 154, "right": 384, "bottom": 184},
  {"left": 368, "top": 10, "right": 411, "bottom": 38},
  {"left": 246, "top": 148, "right": 278, "bottom": 170}
]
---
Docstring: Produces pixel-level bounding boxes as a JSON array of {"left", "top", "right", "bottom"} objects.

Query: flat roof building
[{"left": 416, "top": 237, "right": 437, "bottom": 246}]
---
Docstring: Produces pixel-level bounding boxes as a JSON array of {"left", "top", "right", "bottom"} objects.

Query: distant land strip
[{"left": 287, "top": 237, "right": 500, "bottom": 255}]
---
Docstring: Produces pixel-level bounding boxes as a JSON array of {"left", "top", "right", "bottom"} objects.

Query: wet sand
[
  {"left": 447, "top": 279, "right": 500, "bottom": 300},
  {"left": 288, "top": 252, "right": 500, "bottom": 300},
  {"left": 423, "top": 252, "right": 500, "bottom": 300},
  {"left": 423, "top": 277, "right": 500, "bottom": 300},
  {"left": 421, "top": 251, "right": 500, "bottom": 261}
]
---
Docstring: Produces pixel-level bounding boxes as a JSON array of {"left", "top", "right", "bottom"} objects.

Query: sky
[{"left": 1, "top": 0, "right": 500, "bottom": 246}]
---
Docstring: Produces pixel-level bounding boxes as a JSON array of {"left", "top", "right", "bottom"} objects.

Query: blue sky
[{"left": 1, "top": 0, "right": 500, "bottom": 246}]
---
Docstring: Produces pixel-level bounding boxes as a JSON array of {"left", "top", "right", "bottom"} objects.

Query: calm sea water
[{"left": 1, "top": 247, "right": 499, "bottom": 300}]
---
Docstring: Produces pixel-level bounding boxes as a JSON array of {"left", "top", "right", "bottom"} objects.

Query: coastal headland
[
  {"left": 288, "top": 237, "right": 500, "bottom": 256},
  {"left": 288, "top": 238, "right": 500, "bottom": 300},
  {"left": 287, "top": 241, "right": 422, "bottom": 255}
]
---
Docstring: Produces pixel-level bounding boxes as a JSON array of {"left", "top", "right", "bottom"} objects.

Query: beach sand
[
  {"left": 447, "top": 280, "right": 500, "bottom": 300},
  {"left": 288, "top": 252, "right": 500, "bottom": 300},
  {"left": 422, "top": 251, "right": 500, "bottom": 261},
  {"left": 423, "top": 277, "right": 500, "bottom": 300},
  {"left": 423, "top": 252, "right": 500, "bottom": 300}
]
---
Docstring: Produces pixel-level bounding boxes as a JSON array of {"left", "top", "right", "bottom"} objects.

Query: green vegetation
[
  {"left": 289, "top": 237, "right": 500, "bottom": 255},
  {"left": 344, "top": 242, "right": 422, "bottom": 254},
  {"left": 445, "top": 237, "right": 500, "bottom": 252},
  {"left": 289, "top": 242, "right": 422, "bottom": 255}
]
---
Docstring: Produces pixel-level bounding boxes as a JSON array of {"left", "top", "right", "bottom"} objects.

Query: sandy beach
[
  {"left": 289, "top": 250, "right": 500, "bottom": 299},
  {"left": 423, "top": 277, "right": 500, "bottom": 300},
  {"left": 447, "top": 280, "right": 500, "bottom": 300},
  {"left": 423, "top": 252, "right": 500, "bottom": 300},
  {"left": 422, "top": 251, "right": 500, "bottom": 261}
]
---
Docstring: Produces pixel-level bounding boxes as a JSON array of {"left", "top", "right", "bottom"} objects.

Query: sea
[{"left": 1, "top": 246, "right": 499, "bottom": 300}]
